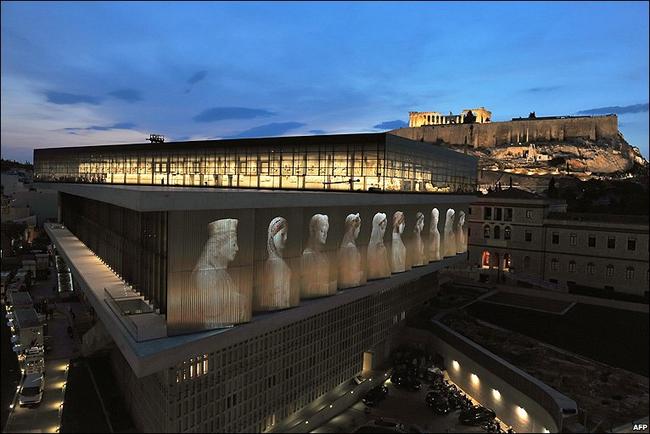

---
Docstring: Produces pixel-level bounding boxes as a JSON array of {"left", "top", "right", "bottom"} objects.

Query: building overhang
[
  {"left": 45, "top": 222, "right": 467, "bottom": 378},
  {"left": 38, "top": 183, "right": 476, "bottom": 212}
]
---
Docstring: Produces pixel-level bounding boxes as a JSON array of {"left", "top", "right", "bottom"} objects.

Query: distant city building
[
  {"left": 408, "top": 107, "right": 492, "bottom": 128},
  {"left": 467, "top": 188, "right": 649, "bottom": 299},
  {"left": 37, "top": 133, "right": 479, "bottom": 432}
]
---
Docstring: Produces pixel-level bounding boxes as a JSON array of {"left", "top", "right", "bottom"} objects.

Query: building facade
[
  {"left": 467, "top": 188, "right": 649, "bottom": 298},
  {"left": 408, "top": 107, "right": 492, "bottom": 128},
  {"left": 37, "top": 133, "right": 478, "bottom": 432}
]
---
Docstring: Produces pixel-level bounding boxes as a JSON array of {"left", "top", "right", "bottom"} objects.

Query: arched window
[
  {"left": 484, "top": 225, "right": 490, "bottom": 239},
  {"left": 586, "top": 263, "right": 595, "bottom": 274},
  {"left": 504, "top": 226, "right": 511, "bottom": 240},
  {"left": 492, "top": 253, "right": 500, "bottom": 269},
  {"left": 494, "top": 226, "right": 501, "bottom": 239},
  {"left": 551, "top": 258, "right": 559, "bottom": 271},
  {"left": 523, "top": 256, "right": 531, "bottom": 270},
  {"left": 626, "top": 267, "right": 634, "bottom": 280},
  {"left": 606, "top": 264, "right": 614, "bottom": 277},
  {"left": 503, "top": 253, "right": 511, "bottom": 270},
  {"left": 568, "top": 261, "right": 576, "bottom": 272},
  {"left": 481, "top": 251, "right": 491, "bottom": 269}
]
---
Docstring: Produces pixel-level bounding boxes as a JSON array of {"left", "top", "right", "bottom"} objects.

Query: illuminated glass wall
[{"left": 34, "top": 133, "right": 477, "bottom": 193}]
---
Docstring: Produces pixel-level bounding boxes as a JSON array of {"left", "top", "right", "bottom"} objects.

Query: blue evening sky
[{"left": 1, "top": 1, "right": 648, "bottom": 162}]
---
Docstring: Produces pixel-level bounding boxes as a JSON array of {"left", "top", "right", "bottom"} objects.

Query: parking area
[{"left": 312, "top": 373, "right": 504, "bottom": 433}]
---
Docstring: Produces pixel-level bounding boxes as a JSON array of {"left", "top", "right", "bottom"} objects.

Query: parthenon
[{"left": 409, "top": 107, "right": 492, "bottom": 127}]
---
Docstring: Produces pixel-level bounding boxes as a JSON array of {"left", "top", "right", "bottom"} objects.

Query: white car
[{"left": 18, "top": 372, "right": 44, "bottom": 407}]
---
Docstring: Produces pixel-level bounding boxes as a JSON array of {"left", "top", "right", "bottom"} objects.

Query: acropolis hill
[{"left": 391, "top": 109, "right": 647, "bottom": 180}]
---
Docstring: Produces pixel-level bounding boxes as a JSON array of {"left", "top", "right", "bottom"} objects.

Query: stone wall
[{"left": 392, "top": 115, "right": 619, "bottom": 148}]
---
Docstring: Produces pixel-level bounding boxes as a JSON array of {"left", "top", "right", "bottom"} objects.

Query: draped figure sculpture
[
  {"left": 443, "top": 208, "right": 457, "bottom": 257},
  {"left": 391, "top": 211, "right": 407, "bottom": 273},
  {"left": 411, "top": 211, "right": 426, "bottom": 267},
  {"left": 428, "top": 208, "right": 441, "bottom": 262},
  {"left": 301, "top": 214, "right": 334, "bottom": 298},
  {"left": 367, "top": 212, "right": 391, "bottom": 280},
  {"left": 338, "top": 213, "right": 363, "bottom": 289},
  {"left": 456, "top": 211, "right": 467, "bottom": 254},
  {"left": 256, "top": 217, "right": 294, "bottom": 310},
  {"left": 190, "top": 218, "right": 247, "bottom": 328}
]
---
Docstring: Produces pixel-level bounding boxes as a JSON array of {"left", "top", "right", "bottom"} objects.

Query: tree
[{"left": 464, "top": 110, "right": 476, "bottom": 124}]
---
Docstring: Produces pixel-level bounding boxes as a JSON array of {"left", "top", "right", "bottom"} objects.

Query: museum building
[{"left": 35, "top": 132, "right": 478, "bottom": 432}]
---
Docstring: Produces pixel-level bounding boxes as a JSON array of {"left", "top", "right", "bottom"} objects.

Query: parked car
[
  {"left": 459, "top": 406, "right": 496, "bottom": 425},
  {"left": 18, "top": 373, "right": 44, "bottom": 407}
]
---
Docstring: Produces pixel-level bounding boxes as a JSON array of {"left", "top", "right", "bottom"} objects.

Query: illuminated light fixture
[
  {"left": 9, "top": 404, "right": 14, "bottom": 409},
  {"left": 329, "top": 404, "right": 333, "bottom": 408},
  {"left": 350, "top": 390, "right": 354, "bottom": 394},
  {"left": 452, "top": 360, "right": 460, "bottom": 370},
  {"left": 492, "top": 389, "right": 501, "bottom": 400},
  {"left": 305, "top": 421, "right": 309, "bottom": 425},
  {"left": 517, "top": 406, "right": 528, "bottom": 418},
  {"left": 470, "top": 373, "right": 479, "bottom": 384}
]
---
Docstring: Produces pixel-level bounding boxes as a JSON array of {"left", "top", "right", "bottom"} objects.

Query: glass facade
[{"left": 34, "top": 133, "right": 477, "bottom": 193}]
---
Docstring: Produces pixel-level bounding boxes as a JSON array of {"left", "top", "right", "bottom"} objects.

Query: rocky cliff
[{"left": 391, "top": 123, "right": 648, "bottom": 178}]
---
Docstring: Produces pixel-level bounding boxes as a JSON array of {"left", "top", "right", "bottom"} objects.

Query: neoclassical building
[{"left": 467, "top": 188, "right": 649, "bottom": 299}]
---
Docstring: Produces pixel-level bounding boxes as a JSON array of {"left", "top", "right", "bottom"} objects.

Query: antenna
[{"left": 147, "top": 134, "right": 165, "bottom": 143}]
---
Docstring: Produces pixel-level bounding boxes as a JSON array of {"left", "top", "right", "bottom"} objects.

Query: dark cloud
[
  {"left": 108, "top": 89, "right": 143, "bottom": 103},
  {"left": 227, "top": 122, "right": 306, "bottom": 138},
  {"left": 373, "top": 120, "right": 408, "bottom": 130},
  {"left": 193, "top": 107, "right": 275, "bottom": 122},
  {"left": 308, "top": 129, "right": 327, "bottom": 135},
  {"left": 63, "top": 122, "right": 136, "bottom": 133},
  {"left": 187, "top": 70, "right": 208, "bottom": 85},
  {"left": 45, "top": 91, "right": 101, "bottom": 105},
  {"left": 525, "top": 86, "right": 563, "bottom": 93},
  {"left": 576, "top": 103, "right": 649, "bottom": 115}
]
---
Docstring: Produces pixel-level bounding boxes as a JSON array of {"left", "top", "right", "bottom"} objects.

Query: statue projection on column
[
  {"left": 191, "top": 218, "right": 247, "bottom": 328},
  {"left": 456, "top": 211, "right": 467, "bottom": 254},
  {"left": 338, "top": 213, "right": 363, "bottom": 289},
  {"left": 257, "top": 217, "right": 294, "bottom": 310},
  {"left": 443, "top": 209, "right": 457, "bottom": 257},
  {"left": 428, "top": 208, "right": 441, "bottom": 262},
  {"left": 367, "top": 212, "right": 391, "bottom": 280},
  {"left": 301, "top": 214, "right": 334, "bottom": 298},
  {"left": 391, "top": 211, "right": 407, "bottom": 273},
  {"left": 411, "top": 211, "right": 426, "bottom": 267}
]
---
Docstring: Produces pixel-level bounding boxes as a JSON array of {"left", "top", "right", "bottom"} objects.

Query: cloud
[
  {"left": 63, "top": 122, "right": 136, "bottom": 133},
  {"left": 45, "top": 91, "right": 102, "bottom": 105},
  {"left": 373, "top": 120, "right": 408, "bottom": 130},
  {"left": 308, "top": 129, "right": 327, "bottom": 135},
  {"left": 227, "top": 122, "right": 306, "bottom": 138},
  {"left": 525, "top": 86, "right": 563, "bottom": 93},
  {"left": 193, "top": 107, "right": 275, "bottom": 122},
  {"left": 108, "top": 89, "right": 143, "bottom": 103},
  {"left": 187, "top": 70, "right": 208, "bottom": 85},
  {"left": 576, "top": 103, "right": 649, "bottom": 115}
]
